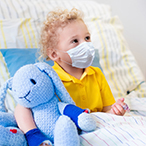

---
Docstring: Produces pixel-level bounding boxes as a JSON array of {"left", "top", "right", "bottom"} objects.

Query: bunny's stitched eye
[{"left": 30, "top": 79, "right": 36, "bottom": 85}]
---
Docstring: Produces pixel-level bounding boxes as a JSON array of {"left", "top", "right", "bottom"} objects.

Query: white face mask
[{"left": 59, "top": 42, "right": 95, "bottom": 68}]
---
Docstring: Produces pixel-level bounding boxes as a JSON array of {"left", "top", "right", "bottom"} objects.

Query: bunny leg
[
  {"left": 54, "top": 115, "right": 80, "bottom": 146},
  {"left": 78, "top": 112, "right": 96, "bottom": 131},
  {"left": 58, "top": 102, "right": 96, "bottom": 131},
  {"left": 0, "top": 125, "right": 27, "bottom": 146},
  {"left": 0, "top": 112, "right": 17, "bottom": 127}
]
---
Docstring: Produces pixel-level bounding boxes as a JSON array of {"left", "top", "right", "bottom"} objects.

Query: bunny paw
[{"left": 78, "top": 112, "right": 96, "bottom": 131}]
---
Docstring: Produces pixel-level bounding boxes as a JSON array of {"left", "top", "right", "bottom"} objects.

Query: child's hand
[
  {"left": 39, "top": 141, "right": 52, "bottom": 146},
  {"left": 110, "top": 98, "right": 127, "bottom": 116}
]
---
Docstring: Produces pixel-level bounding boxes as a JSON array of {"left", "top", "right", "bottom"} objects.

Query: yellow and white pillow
[
  {"left": 0, "top": 0, "right": 146, "bottom": 112},
  {"left": 0, "top": 52, "right": 16, "bottom": 112}
]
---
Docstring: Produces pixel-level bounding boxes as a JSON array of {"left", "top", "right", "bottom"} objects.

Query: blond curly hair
[{"left": 39, "top": 8, "right": 84, "bottom": 60}]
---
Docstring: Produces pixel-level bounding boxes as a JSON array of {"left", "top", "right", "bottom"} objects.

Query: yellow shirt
[{"left": 53, "top": 62, "right": 115, "bottom": 112}]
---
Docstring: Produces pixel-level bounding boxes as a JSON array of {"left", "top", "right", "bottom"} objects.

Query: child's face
[
  {"left": 57, "top": 20, "right": 91, "bottom": 51},
  {"left": 55, "top": 20, "right": 91, "bottom": 66}
]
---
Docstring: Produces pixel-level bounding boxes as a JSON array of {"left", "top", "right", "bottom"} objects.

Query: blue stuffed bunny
[
  {"left": 0, "top": 62, "right": 96, "bottom": 146},
  {"left": 0, "top": 81, "right": 27, "bottom": 146}
]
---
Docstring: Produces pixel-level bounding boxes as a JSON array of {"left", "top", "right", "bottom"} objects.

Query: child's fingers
[
  {"left": 112, "top": 103, "right": 125, "bottom": 115},
  {"left": 110, "top": 107, "right": 116, "bottom": 114},
  {"left": 39, "top": 143, "right": 52, "bottom": 146},
  {"left": 112, "top": 105, "right": 122, "bottom": 115},
  {"left": 120, "top": 97, "right": 125, "bottom": 102},
  {"left": 117, "top": 98, "right": 124, "bottom": 103},
  {"left": 111, "top": 107, "right": 117, "bottom": 115},
  {"left": 116, "top": 98, "right": 129, "bottom": 111},
  {"left": 39, "top": 141, "right": 52, "bottom": 146}
]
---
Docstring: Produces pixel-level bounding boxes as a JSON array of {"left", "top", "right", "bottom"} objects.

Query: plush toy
[
  {"left": 0, "top": 62, "right": 96, "bottom": 146},
  {"left": 0, "top": 81, "right": 27, "bottom": 146}
]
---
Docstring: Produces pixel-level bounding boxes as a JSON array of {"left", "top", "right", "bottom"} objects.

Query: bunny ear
[
  {"left": 0, "top": 78, "right": 13, "bottom": 112},
  {"left": 7, "top": 77, "right": 13, "bottom": 90},
  {"left": 35, "top": 62, "right": 75, "bottom": 104}
]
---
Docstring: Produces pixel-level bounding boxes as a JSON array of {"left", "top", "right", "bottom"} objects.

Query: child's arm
[
  {"left": 102, "top": 98, "right": 127, "bottom": 116},
  {"left": 14, "top": 104, "right": 51, "bottom": 146},
  {"left": 14, "top": 104, "right": 37, "bottom": 133}
]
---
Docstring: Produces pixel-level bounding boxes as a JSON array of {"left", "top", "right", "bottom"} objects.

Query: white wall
[{"left": 94, "top": 0, "right": 146, "bottom": 79}]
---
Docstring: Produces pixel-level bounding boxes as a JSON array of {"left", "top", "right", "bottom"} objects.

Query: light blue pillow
[
  {"left": 0, "top": 49, "right": 54, "bottom": 77},
  {"left": 0, "top": 48, "right": 102, "bottom": 77}
]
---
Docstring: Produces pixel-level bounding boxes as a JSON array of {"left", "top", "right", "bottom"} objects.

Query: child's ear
[{"left": 47, "top": 49, "right": 59, "bottom": 61}]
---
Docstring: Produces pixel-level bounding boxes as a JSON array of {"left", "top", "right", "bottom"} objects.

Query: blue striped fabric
[{"left": 80, "top": 112, "right": 146, "bottom": 146}]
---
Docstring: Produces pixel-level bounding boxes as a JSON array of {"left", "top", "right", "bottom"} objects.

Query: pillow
[
  {"left": 0, "top": 18, "right": 40, "bottom": 48},
  {"left": 0, "top": 52, "right": 16, "bottom": 112},
  {"left": 0, "top": 0, "right": 146, "bottom": 103},
  {"left": 86, "top": 16, "right": 146, "bottom": 98},
  {"left": 0, "top": 0, "right": 111, "bottom": 49},
  {"left": 0, "top": 52, "right": 10, "bottom": 86},
  {"left": 0, "top": 49, "right": 54, "bottom": 77},
  {"left": 0, "top": 0, "right": 111, "bottom": 20}
]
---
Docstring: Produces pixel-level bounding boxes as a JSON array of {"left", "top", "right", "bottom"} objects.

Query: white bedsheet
[{"left": 80, "top": 112, "right": 146, "bottom": 146}]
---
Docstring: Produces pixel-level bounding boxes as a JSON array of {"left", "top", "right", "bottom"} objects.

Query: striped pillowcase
[
  {"left": 0, "top": 52, "right": 16, "bottom": 112},
  {"left": 0, "top": 52, "right": 10, "bottom": 84},
  {"left": 0, "top": 0, "right": 145, "bottom": 113},
  {"left": 0, "top": 0, "right": 110, "bottom": 48},
  {"left": 0, "top": 0, "right": 111, "bottom": 20},
  {"left": 86, "top": 16, "right": 146, "bottom": 98},
  {"left": 0, "top": 18, "right": 40, "bottom": 48}
]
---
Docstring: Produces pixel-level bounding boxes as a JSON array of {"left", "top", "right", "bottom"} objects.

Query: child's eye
[
  {"left": 85, "top": 36, "right": 90, "bottom": 41},
  {"left": 72, "top": 39, "right": 78, "bottom": 43}
]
